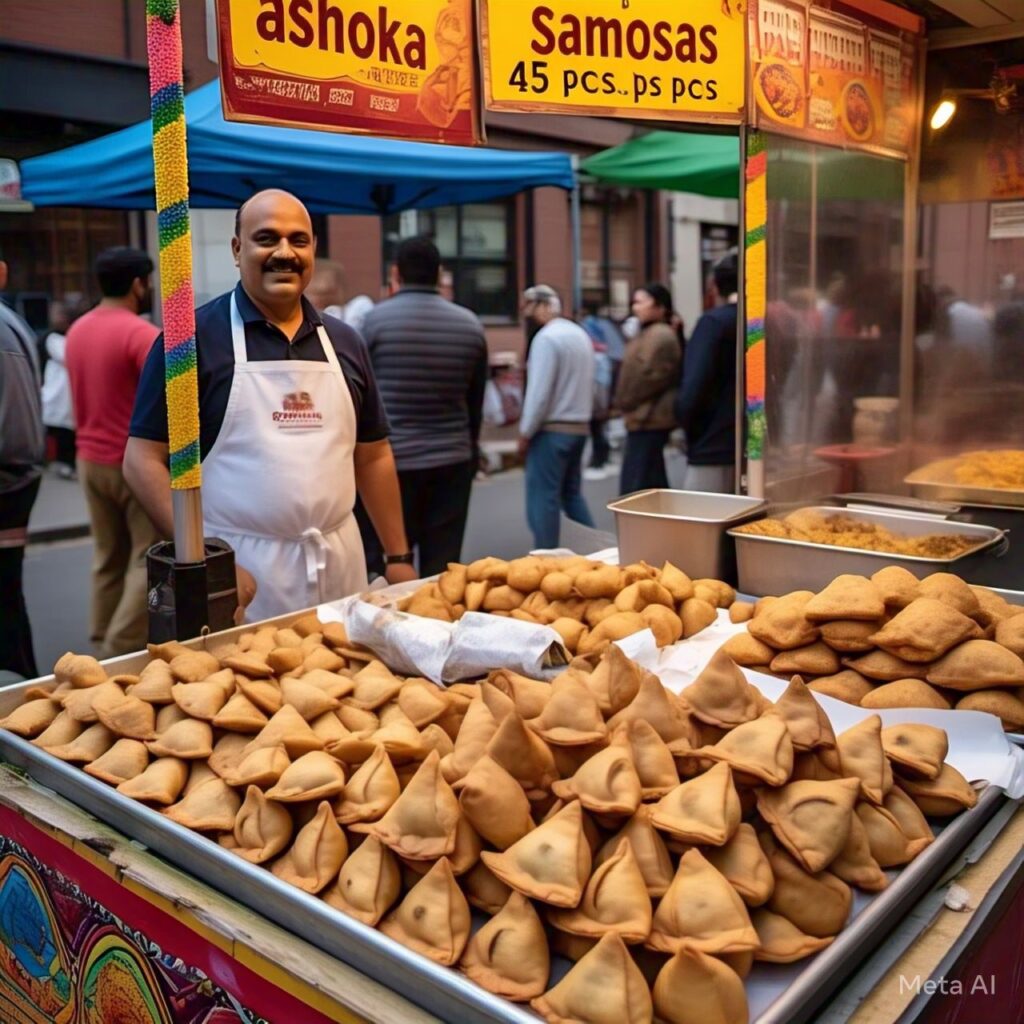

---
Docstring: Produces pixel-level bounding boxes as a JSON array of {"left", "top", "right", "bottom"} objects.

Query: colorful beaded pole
[
  {"left": 744, "top": 130, "right": 767, "bottom": 465},
  {"left": 147, "top": 0, "right": 201, "bottom": 490}
]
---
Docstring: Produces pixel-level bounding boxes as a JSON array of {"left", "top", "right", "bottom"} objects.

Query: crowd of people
[
  {"left": 0, "top": 188, "right": 741, "bottom": 680},
  {"left": 519, "top": 255, "right": 741, "bottom": 550}
]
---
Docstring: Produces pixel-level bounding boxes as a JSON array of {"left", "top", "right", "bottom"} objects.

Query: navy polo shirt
[{"left": 129, "top": 284, "right": 389, "bottom": 458}]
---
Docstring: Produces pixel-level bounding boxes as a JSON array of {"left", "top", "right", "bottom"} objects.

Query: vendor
[{"left": 124, "top": 189, "right": 417, "bottom": 622}]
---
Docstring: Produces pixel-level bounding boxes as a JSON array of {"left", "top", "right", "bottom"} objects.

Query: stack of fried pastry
[
  {"left": 1, "top": 619, "right": 979, "bottom": 1024},
  {"left": 396, "top": 555, "right": 751, "bottom": 654},
  {"left": 720, "top": 570, "right": 1024, "bottom": 733}
]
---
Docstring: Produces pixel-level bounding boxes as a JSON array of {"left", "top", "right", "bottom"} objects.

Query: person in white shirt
[
  {"left": 41, "top": 297, "right": 83, "bottom": 479},
  {"left": 518, "top": 284, "right": 595, "bottom": 548},
  {"left": 305, "top": 258, "right": 375, "bottom": 334}
]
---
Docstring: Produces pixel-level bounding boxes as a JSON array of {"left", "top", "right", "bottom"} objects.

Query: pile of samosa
[
  {"left": 398, "top": 555, "right": 751, "bottom": 654},
  {"left": 722, "top": 570, "right": 1024, "bottom": 732},
  {"left": 1, "top": 616, "right": 979, "bottom": 1024}
]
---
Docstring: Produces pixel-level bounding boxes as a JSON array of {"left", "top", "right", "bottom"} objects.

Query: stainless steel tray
[
  {"left": 0, "top": 729, "right": 534, "bottom": 1024},
  {"left": 729, "top": 505, "right": 1008, "bottom": 596},
  {"left": 751, "top": 785, "right": 1005, "bottom": 1023},
  {"left": 608, "top": 490, "right": 767, "bottom": 585},
  {"left": 0, "top": 664, "right": 1009, "bottom": 1024},
  {"left": 906, "top": 463, "right": 1024, "bottom": 510}
]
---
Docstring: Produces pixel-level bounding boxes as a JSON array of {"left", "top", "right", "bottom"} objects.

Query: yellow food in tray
[
  {"left": 0, "top": 622, "right": 976, "bottom": 1024},
  {"left": 915, "top": 450, "right": 1024, "bottom": 492},
  {"left": 734, "top": 510, "right": 979, "bottom": 560}
]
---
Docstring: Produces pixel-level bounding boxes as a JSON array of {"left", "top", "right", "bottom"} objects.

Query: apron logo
[{"left": 273, "top": 390, "right": 324, "bottom": 429}]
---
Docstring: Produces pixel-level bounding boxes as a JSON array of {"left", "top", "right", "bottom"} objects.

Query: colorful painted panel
[{"left": 0, "top": 801, "right": 349, "bottom": 1024}]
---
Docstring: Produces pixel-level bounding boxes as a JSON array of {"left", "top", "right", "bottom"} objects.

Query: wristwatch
[{"left": 384, "top": 552, "right": 415, "bottom": 566}]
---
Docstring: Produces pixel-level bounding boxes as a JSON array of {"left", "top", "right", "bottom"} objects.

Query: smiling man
[{"left": 124, "top": 189, "right": 416, "bottom": 623}]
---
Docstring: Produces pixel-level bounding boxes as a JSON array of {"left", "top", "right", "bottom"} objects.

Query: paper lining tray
[{"left": 0, "top": 620, "right": 1009, "bottom": 1024}]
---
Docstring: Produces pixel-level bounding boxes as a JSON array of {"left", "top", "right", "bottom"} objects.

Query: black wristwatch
[{"left": 384, "top": 552, "right": 415, "bottom": 566}]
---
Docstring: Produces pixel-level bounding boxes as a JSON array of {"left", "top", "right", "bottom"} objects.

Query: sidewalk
[{"left": 28, "top": 471, "right": 91, "bottom": 544}]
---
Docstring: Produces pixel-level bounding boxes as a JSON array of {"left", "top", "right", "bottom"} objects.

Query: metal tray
[
  {"left": 906, "top": 463, "right": 1024, "bottom": 510},
  {"left": 608, "top": 490, "right": 767, "bottom": 585},
  {"left": 729, "top": 505, "right": 1009, "bottom": 597},
  {"left": 0, "top": 654, "right": 1009, "bottom": 1024}
]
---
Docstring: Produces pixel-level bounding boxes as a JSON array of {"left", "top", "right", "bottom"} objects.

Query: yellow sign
[
  {"left": 481, "top": 0, "right": 746, "bottom": 122},
  {"left": 217, "top": 0, "right": 479, "bottom": 144}
]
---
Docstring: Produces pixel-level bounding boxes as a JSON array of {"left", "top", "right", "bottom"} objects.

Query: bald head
[
  {"left": 232, "top": 188, "right": 316, "bottom": 321},
  {"left": 234, "top": 188, "right": 311, "bottom": 239}
]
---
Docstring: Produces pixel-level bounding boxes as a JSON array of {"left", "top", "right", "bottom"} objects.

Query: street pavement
[{"left": 21, "top": 447, "right": 689, "bottom": 677}]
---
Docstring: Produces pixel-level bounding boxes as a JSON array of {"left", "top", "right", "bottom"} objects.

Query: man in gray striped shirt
[{"left": 360, "top": 237, "right": 488, "bottom": 577}]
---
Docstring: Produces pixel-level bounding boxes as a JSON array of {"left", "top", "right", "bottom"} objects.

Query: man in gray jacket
[
  {"left": 0, "top": 249, "right": 46, "bottom": 678},
  {"left": 361, "top": 237, "right": 488, "bottom": 577},
  {"left": 518, "top": 284, "right": 595, "bottom": 549}
]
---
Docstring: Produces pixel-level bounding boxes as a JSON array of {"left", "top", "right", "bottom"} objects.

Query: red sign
[{"left": 216, "top": 0, "right": 482, "bottom": 145}]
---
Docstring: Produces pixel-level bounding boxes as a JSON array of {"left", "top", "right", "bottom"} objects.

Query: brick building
[{"left": 0, "top": 0, "right": 709, "bottom": 359}]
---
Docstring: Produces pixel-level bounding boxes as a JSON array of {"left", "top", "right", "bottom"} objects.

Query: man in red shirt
[{"left": 66, "top": 248, "right": 161, "bottom": 656}]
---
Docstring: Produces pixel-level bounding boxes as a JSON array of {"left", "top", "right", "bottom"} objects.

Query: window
[
  {"left": 579, "top": 185, "right": 643, "bottom": 320},
  {"left": 383, "top": 200, "right": 518, "bottom": 321},
  {"left": 0, "top": 207, "right": 130, "bottom": 328}
]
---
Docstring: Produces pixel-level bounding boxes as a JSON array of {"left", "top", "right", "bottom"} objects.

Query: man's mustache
[{"left": 263, "top": 259, "right": 303, "bottom": 274}]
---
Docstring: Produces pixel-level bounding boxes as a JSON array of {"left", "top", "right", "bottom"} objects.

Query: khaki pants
[{"left": 78, "top": 459, "right": 160, "bottom": 658}]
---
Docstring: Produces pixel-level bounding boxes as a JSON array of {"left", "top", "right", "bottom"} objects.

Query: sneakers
[{"left": 583, "top": 466, "right": 611, "bottom": 481}]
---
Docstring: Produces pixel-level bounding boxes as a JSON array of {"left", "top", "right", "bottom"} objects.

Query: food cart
[{"left": 5, "top": 1, "right": 1024, "bottom": 1023}]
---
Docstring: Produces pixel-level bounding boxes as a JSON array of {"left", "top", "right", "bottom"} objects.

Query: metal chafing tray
[
  {"left": 0, "top": 619, "right": 1010, "bottom": 1024},
  {"left": 906, "top": 458, "right": 1024, "bottom": 510},
  {"left": 729, "top": 505, "right": 1008, "bottom": 597}
]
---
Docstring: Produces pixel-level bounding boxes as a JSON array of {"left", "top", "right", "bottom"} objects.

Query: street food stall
[{"left": 6, "top": 1, "right": 1024, "bottom": 1023}]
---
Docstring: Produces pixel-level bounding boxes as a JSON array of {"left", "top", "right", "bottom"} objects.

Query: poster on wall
[
  {"left": 481, "top": 0, "right": 747, "bottom": 123},
  {"left": 215, "top": 0, "right": 482, "bottom": 145},
  {"left": 748, "top": 0, "right": 922, "bottom": 158}
]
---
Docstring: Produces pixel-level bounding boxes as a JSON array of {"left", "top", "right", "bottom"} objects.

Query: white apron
[{"left": 201, "top": 294, "right": 367, "bottom": 623}]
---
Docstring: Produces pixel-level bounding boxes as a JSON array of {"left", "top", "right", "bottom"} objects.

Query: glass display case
[{"left": 761, "top": 137, "right": 908, "bottom": 501}]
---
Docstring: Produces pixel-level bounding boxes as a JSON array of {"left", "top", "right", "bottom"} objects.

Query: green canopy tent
[
  {"left": 580, "top": 131, "right": 740, "bottom": 197},
  {"left": 581, "top": 130, "right": 903, "bottom": 202}
]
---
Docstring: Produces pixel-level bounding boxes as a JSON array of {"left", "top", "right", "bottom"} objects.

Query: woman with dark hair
[{"left": 613, "top": 282, "right": 682, "bottom": 494}]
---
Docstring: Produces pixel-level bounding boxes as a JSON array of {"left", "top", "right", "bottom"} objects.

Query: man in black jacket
[
  {"left": 0, "top": 248, "right": 46, "bottom": 678},
  {"left": 361, "top": 237, "right": 488, "bottom": 576},
  {"left": 675, "top": 254, "right": 739, "bottom": 493}
]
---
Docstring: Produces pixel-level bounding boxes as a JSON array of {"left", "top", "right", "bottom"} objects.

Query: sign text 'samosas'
[{"left": 482, "top": 0, "right": 746, "bottom": 122}]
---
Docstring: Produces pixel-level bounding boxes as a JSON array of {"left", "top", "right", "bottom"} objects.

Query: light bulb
[{"left": 930, "top": 98, "right": 957, "bottom": 130}]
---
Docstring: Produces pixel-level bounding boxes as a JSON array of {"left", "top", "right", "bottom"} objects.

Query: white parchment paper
[{"left": 318, "top": 592, "right": 568, "bottom": 684}]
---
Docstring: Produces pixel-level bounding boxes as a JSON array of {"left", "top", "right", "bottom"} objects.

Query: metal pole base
[{"left": 146, "top": 538, "right": 237, "bottom": 643}]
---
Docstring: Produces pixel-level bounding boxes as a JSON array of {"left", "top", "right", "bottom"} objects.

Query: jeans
[
  {"left": 362, "top": 459, "right": 477, "bottom": 578},
  {"left": 620, "top": 429, "right": 671, "bottom": 495},
  {"left": 525, "top": 431, "right": 594, "bottom": 550},
  {"left": 0, "top": 476, "right": 41, "bottom": 679}
]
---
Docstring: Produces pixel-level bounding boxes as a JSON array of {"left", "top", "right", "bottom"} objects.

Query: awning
[
  {"left": 20, "top": 81, "right": 575, "bottom": 215},
  {"left": 581, "top": 131, "right": 740, "bottom": 198}
]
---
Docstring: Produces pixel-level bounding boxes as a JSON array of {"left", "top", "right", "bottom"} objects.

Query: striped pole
[
  {"left": 147, "top": 0, "right": 205, "bottom": 566},
  {"left": 744, "top": 130, "right": 767, "bottom": 498},
  {"left": 147, "top": 0, "right": 201, "bottom": 494}
]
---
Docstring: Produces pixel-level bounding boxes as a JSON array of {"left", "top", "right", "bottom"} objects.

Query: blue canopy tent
[{"left": 20, "top": 80, "right": 575, "bottom": 214}]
